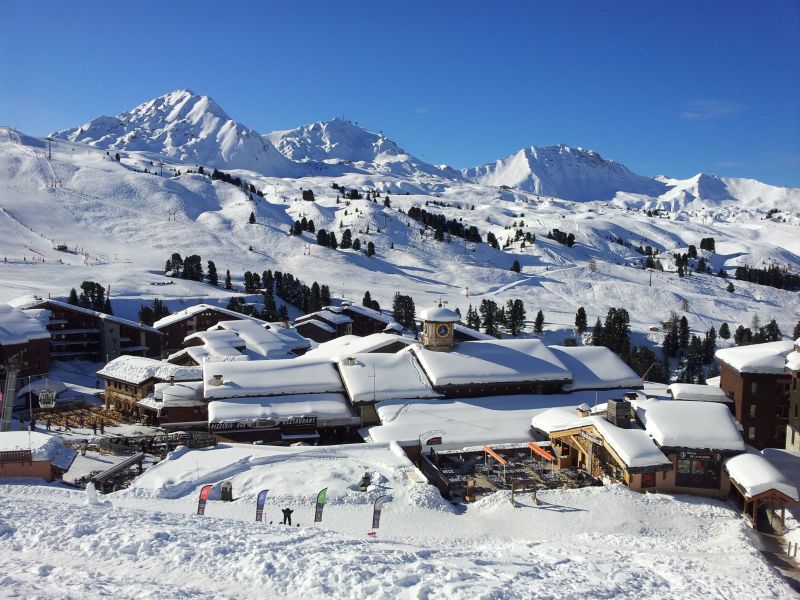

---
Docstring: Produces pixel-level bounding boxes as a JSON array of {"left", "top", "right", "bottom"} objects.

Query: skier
[
  {"left": 99, "top": 421, "right": 105, "bottom": 435},
  {"left": 281, "top": 507, "right": 293, "bottom": 526},
  {"left": 46, "top": 418, "right": 51, "bottom": 431},
  {"left": 80, "top": 441, "right": 88, "bottom": 457},
  {"left": 92, "top": 421, "right": 97, "bottom": 435}
]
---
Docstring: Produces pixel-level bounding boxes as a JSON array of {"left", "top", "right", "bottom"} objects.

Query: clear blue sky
[{"left": 2, "top": 0, "right": 799, "bottom": 186}]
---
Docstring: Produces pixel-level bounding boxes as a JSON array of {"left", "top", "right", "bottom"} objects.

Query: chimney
[
  {"left": 345, "top": 357, "right": 357, "bottom": 366},
  {"left": 606, "top": 399, "right": 631, "bottom": 428},
  {"left": 211, "top": 374, "right": 223, "bottom": 387},
  {"left": 576, "top": 403, "right": 591, "bottom": 418},
  {"left": 169, "top": 376, "right": 175, "bottom": 386}
]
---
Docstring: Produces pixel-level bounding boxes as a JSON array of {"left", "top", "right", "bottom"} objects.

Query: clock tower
[{"left": 419, "top": 305, "right": 459, "bottom": 351}]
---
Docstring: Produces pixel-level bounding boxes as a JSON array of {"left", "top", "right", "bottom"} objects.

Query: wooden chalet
[
  {"left": 725, "top": 452, "right": 799, "bottom": 530},
  {"left": 294, "top": 309, "right": 353, "bottom": 343},
  {"left": 0, "top": 304, "right": 50, "bottom": 379}
]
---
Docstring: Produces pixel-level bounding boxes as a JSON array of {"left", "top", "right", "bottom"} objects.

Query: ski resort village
[{"left": 2, "top": 6, "right": 800, "bottom": 593}]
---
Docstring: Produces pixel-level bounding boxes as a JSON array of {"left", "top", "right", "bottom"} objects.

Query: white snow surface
[
  {"left": 715, "top": 341, "right": 795, "bottom": 374},
  {"left": 337, "top": 348, "right": 440, "bottom": 404},
  {"left": 153, "top": 302, "right": 266, "bottom": 330},
  {"left": 1, "top": 444, "right": 795, "bottom": 598},
  {"left": 203, "top": 358, "right": 344, "bottom": 399},
  {"left": 725, "top": 452, "right": 799, "bottom": 501},
  {"left": 302, "top": 333, "right": 414, "bottom": 361},
  {"left": 667, "top": 383, "right": 731, "bottom": 402},
  {"left": 413, "top": 339, "right": 571, "bottom": 387},
  {"left": 0, "top": 302, "right": 50, "bottom": 344},
  {"left": 0, "top": 431, "right": 76, "bottom": 470},
  {"left": 786, "top": 350, "right": 800, "bottom": 372},
  {"left": 549, "top": 345, "right": 643, "bottom": 391},
  {"left": 207, "top": 393, "right": 356, "bottom": 425},
  {"left": 634, "top": 399, "right": 745, "bottom": 451},
  {"left": 418, "top": 305, "right": 460, "bottom": 322},
  {"left": 97, "top": 356, "right": 202, "bottom": 385}
]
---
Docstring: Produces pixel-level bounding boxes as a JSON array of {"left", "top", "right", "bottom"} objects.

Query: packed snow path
[{"left": 0, "top": 483, "right": 794, "bottom": 599}]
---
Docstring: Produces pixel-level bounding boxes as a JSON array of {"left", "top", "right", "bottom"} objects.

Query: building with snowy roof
[
  {"left": 0, "top": 303, "right": 51, "bottom": 379},
  {"left": 14, "top": 297, "right": 162, "bottom": 362},
  {"left": 168, "top": 320, "right": 311, "bottom": 365},
  {"left": 666, "top": 383, "right": 731, "bottom": 403},
  {"left": 302, "top": 333, "right": 414, "bottom": 362},
  {"left": 533, "top": 397, "right": 747, "bottom": 497},
  {"left": 339, "top": 302, "right": 394, "bottom": 336},
  {"left": 786, "top": 337, "right": 800, "bottom": 451},
  {"left": 715, "top": 340, "right": 794, "bottom": 449},
  {"left": 153, "top": 303, "right": 269, "bottom": 354},
  {"left": 97, "top": 356, "right": 202, "bottom": 415},
  {"left": 137, "top": 380, "right": 207, "bottom": 427},
  {"left": 294, "top": 309, "right": 353, "bottom": 342},
  {"left": 725, "top": 451, "right": 799, "bottom": 530},
  {"left": 549, "top": 345, "right": 643, "bottom": 392},
  {"left": 0, "top": 431, "right": 77, "bottom": 482}
]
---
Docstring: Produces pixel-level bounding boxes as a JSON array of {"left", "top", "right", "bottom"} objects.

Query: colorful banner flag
[
  {"left": 197, "top": 484, "right": 213, "bottom": 516},
  {"left": 314, "top": 487, "right": 328, "bottom": 523},
  {"left": 255, "top": 489, "right": 269, "bottom": 522},
  {"left": 371, "top": 494, "right": 388, "bottom": 530}
]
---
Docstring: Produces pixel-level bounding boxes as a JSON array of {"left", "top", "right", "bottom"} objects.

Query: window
[
  {"left": 748, "top": 426, "right": 756, "bottom": 440},
  {"left": 751, "top": 382, "right": 759, "bottom": 394},
  {"left": 675, "top": 451, "right": 722, "bottom": 489},
  {"left": 749, "top": 405, "right": 757, "bottom": 418},
  {"left": 641, "top": 472, "right": 656, "bottom": 488}
]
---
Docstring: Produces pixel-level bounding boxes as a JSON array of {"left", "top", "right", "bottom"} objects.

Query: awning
[{"left": 528, "top": 441, "right": 555, "bottom": 462}]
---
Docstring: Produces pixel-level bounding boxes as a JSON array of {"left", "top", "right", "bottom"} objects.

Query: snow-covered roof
[
  {"left": 15, "top": 378, "right": 68, "bottom": 399},
  {"left": 184, "top": 329, "right": 245, "bottom": 354},
  {"left": 725, "top": 453, "right": 799, "bottom": 501},
  {"left": 549, "top": 346, "right": 642, "bottom": 391},
  {"left": 366, "top": 389, "right": 631, "bottom": 449},
  {"left": 0, "top": 303, "right": 51, "bottom": 345},
  {"left": 715, "top": 340, "right": 795, "bottom": 375},
  {"left": 338, "top": 348, "right": 441, "bottom": 404},
  {"left": 153, "top": 303, "right": 265, "bottom": 329},
  {"left": 210, "top": 320, "right": 310, "bottom": 358},
  {"left": 453, "top": 323, "right": 494, "bottom": 341},
  {"left": 666, "top": 383, "right": 731, "bottom": 403},
  {"left": 295, "top": 310, "right": 352, "bottom": 326},
  {"left": 202, "top": 358, "right": 344, "bottom": 399},
  {"left": 343, "top": 304, "right": 393, "bottom": 324},
  {"left": 296, "top": 318, "right": 335, "bottom": 333},
  {"left": 167, "top": 346, "right": 249, "bottom": 365},
  {"left": 97, "top": 356, "right": 202, "bottom": 385},
  {"left": 0, "top": 432, "right": 77, "bottom": 471},
  {"left": 303, "top": 333, "right": 414, "bottom": 361},
  {"left": 530, "top": 406, "right": 582, "bottom": 434},
  {"left": 413, "top": 339, "right": 571, "bottom": 387},
  {"left": 152, "top": 380, "right": 205, "bottom": 405},
  {"left": 16, "top": 298, "right": 161, "bottom": 334},
  {"left": 207, "top": 393, "right": 357, "bottom": 425},
  {"left": 419, "top": 306, "right": 460, "bottom": 323},
  {"left": 548, "top": 415, "right": 672, "bottom": 470},
  {"left": 634, "top": 399, "right": 745, "bottom": 451},
  {"left": 786, "top": 351, "right": 800, "bottom": 372}
]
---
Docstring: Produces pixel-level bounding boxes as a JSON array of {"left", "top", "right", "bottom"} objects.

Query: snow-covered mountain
[
  {"left": 265, "top": 117, "right": 463, "bottom": 180},
  {"left": 461, "top": 145, "right": 667, "bottom": 201},
  {"left": 52, "top": 90, "right": 300, "bottom": 177}
]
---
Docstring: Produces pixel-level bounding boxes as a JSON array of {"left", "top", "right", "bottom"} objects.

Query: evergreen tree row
[
  {"left": 734, "top": 264, "right": 800, "bottom": 292},
  {"left": 164, "top": 253, "right": 204, "bottom": 282},
  {"left": 465, "top": 299, "right": 527, "bottom": 337},
  {"left": 406, "top": 206, "right": 482, "bottom": 243},
  {"left": 67, "top": 281, "right": 112, "bottom": 314},
  {"left": 137, "top": 299, "right": 170, "bottom": 326},
  {"left": 290, "top": 216, "right": 316, "bottom": 235},
  {"left": 547, "top": 229, "right": 576, "bottom": 247}
]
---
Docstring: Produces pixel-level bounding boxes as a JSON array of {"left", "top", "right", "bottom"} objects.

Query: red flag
[{"left": 197, "top": 484, "right": 213, "bottom": 516}]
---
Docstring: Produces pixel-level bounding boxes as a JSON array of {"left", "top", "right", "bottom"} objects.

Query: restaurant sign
[
  {"left": 580, "top": 430, "right": 604, "bottom": 446},
  {"left": 210, "top": 416, "right": 318, "bottom": 431}
]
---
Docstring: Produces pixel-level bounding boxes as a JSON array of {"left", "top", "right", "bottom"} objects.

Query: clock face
[{"left": 436, "top": 324, "right": 450, "bottom": 338}]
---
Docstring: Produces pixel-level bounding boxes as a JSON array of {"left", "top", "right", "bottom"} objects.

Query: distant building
[
  {"left": 340, "top": 302, "right": 394, "bottom": 336},
  {"left": 154, "top": 304, "right": 267, "bottom": 355},
  {"left": 97, "top": 356, "right": 202, "bottom": 416},
  {"left": 0, "top": 304, "right": 50, "bottom": 379},
  {"left": 0, "top": 432, "right": 76, "bottom": 482},
  {"left": 15, "top": 297, "right": 161, "bottom": 362},
  {"left": 785, "top": 338, "right": 800, "bottom": 451},
  {"left": 294, "top": 309, "right": 353, "bottom": 342},
  {"left": 715, "top": 341, "right": 794, "bottom": 449}
]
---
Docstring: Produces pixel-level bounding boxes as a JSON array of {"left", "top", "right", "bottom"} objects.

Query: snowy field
[{"left": 0, "top": 441, "right": 796, "bottom": 599}]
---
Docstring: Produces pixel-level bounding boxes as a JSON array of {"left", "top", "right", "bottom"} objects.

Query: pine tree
[
  {"left": 67, "top": 288, "right": 79, "bottom": 306},
  {"left": 152, "top": 298, "right": 169, "bottom": 322},
  {"left": 352, "top": 238, "right": 361, "bottom": 251},
  {"left": 703, "top": 327, "right": 717, "bottom": 364},
  {"left": 763, "top": 319, "right": 782, "bottom": 342},
  {"left": 329, "top": 232, "right": 338, "bottom": 249},
  {"left": 510, "top": 259, "right": 520, "bottom": 273},
  {"left": 534, "top": 310, "right": 544, "bottom": 334},
  {"left": 466, "top": 304, "right": 481, "bottom": 330},
  {"left": 248, "top": 212, "right": 256, "bottom": 224},
  {"left": 479, "top": 299, "right": 499, "bottom": 337},
  {"left": 321, "top": 285, "right": 331, "bottom": 306},
  {"left": 207, "top": 261, "right": 218, "bottom": 286},
  {"left": 363, "top": 291, "right": 374, "bottom": 309},
  {"left": 486, "top": 232, "right": 499, "bottom": 249},
  {"left": 262, "top": 270, "right": 274, "bottom": 294},
  {"left": 678, "top": 316, "right": 690, "bottom": 350},
  {"left": 663, "top": 322, "right": 680, "bottom": 358},
  {"left": 277, "top": 304, "right": 289, "bottom": 323},
  {"left": 392, "top": 293, "right": 417, "bottom": 332},
  {"left": 366, "top": 242, "right": 375, "bottom": 257},
  {"left": 506, "top": 299, "right": 526, "bottom": 337},
  {"left": 317, "top": 230, "right": 329, "bottom": 247},
  {"left": 794, "top": 320, "right": 800, "bottom": 340},
  {"left": 718, "top": 322, "right": 730, "bottom": 339},
  {"left": 224, "top": 270, "right": 232, "bottom": 290},
  {"left": 102, "top": 297, "right": 113, "bottom": 315},
  {"left": 340, "top": 229, "right": 352, "bottom": 249},
  {"left": 307, "top": 219, "right": 315, "bottom": 233},
  {"left": 591, "top": 318, "right": 603, "bottom": 346},
  {"left": 726, "top": 282, "right": 735, "bottom": 293},
  {"left": 575, "top": 307, "right": 588, "bottom": 334}
]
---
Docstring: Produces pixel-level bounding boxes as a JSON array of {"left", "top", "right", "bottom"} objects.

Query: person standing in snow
[
  {"left": 46, "top": 418, "right": 51, "bottom": 431},
  {"left": 99, "top": 421, "right": 105, "bottom": 435},
  {"left": 92, "top": 421, "right": 97, "bottom": 435},
  {"left": 282, "top": 507, "right": 293, "bottom": 526}
]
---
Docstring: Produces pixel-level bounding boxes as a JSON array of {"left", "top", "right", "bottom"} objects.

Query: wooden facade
[
  {"left": 0, "top": 338, "right": 49, "bottom": 379},
  {"left": 718, "top": 362, "right": 791, "bottom": 449},
  {"left": 786, "top": 346, "right": 800, "bottom": 451}
]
